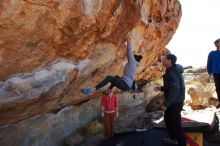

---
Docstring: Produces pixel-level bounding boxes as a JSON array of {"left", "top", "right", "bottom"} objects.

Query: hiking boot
[
  {"left": 162, "top": 138, "right": 178, "bottom": 145},
  {"left": 81, "top": 87, "right": 92, "bottom": 94}
]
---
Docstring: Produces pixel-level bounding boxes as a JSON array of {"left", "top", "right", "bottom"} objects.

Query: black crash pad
[{"left": 99, "top": 128, "right": 177, "bottom": 146}]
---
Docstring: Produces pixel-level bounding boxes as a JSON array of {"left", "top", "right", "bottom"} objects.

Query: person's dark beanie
[
  {"left": 166, "top": 54, "right": 177, "bottom": 65},
  {"left": 134, "top": 55, "right": 143, "bottom": 63}
]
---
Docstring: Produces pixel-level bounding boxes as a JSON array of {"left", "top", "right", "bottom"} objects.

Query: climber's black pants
[
  {"left": 95, "top": 75, "right": 130, "bottom": 91},
  {"left": 164, "top": 102, "right": 186, "bottom": 146}
]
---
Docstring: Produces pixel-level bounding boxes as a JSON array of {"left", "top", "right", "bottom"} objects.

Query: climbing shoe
[{"left": 81, "top": 87, "right": 92, "bottom": 94}]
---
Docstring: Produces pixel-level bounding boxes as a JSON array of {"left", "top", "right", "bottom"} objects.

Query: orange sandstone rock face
[{"left": 0, "top": 0, "right": 181, "bottom": 124}]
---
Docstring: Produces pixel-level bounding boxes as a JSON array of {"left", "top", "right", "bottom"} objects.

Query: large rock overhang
[{"left": 0, "top": 0, "right": 181, "bottom": 125}]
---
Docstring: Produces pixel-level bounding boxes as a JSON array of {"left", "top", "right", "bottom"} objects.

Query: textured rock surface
[
  {"left": 0, "top": 90, "right": 147, "bottom": 146},
  {"left": 184, "top": 68, "right": 218, "bottom": 110},
  {"left": 0, "top": 98, "right": 100, "bottom": 146},
  {"left": 0, "top": 0, "right": 181, "bottom": 125}
]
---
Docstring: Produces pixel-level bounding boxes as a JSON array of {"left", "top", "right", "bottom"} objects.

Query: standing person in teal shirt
[{"left": 207, "top": 38, "right": 220, "bottom": 108}]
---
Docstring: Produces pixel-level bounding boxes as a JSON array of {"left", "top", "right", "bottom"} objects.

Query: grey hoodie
[{"left": 161, "top": 64, "right": 185, "bottom": 108}]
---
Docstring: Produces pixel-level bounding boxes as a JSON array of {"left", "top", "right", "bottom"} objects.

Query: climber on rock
[{"left": 81, "top": 37, "right": 143, "bottom": 94}]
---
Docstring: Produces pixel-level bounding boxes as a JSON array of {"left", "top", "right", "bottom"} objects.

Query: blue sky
[{"left": 167, "top": 0, "right": 220, "bottom": 68}]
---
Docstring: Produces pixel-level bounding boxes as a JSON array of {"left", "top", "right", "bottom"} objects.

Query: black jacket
[{"left": 161, "top": 64, "right": 185, "bottom": 108}]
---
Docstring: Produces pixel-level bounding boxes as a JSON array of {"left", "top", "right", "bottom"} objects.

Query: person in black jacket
[{"left": 154, "top": 54, "right": 186, "bottom": 146}]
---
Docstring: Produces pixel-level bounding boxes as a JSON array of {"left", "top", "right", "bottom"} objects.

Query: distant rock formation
[{"left": 184, "top": 67, "right": 219, "bottom": 110}]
